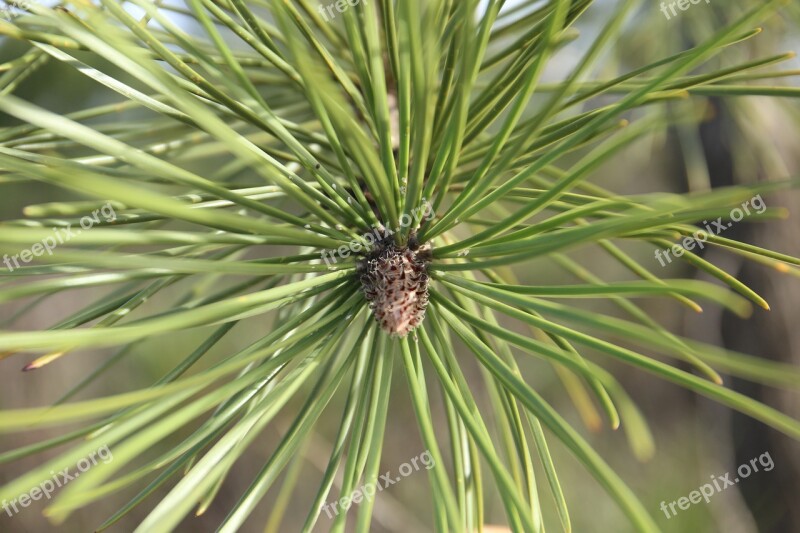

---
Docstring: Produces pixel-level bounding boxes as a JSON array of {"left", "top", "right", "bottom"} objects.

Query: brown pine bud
[{"left": 358, "top": 237, "right": 431, "bottom": 337}]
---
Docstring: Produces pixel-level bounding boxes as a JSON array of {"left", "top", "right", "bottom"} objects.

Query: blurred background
[{"left": 0, "top": 1, "right": 798, "bottom": 532}]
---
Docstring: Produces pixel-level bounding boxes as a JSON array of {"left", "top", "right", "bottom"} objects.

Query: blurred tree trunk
[{"left": 696, "top": 97, "right": 800, "bottom": 533}]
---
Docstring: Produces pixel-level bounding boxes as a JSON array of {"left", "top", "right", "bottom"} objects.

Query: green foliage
[{"left": 0, "top": 1, "right": 799, "bottom": 531}]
